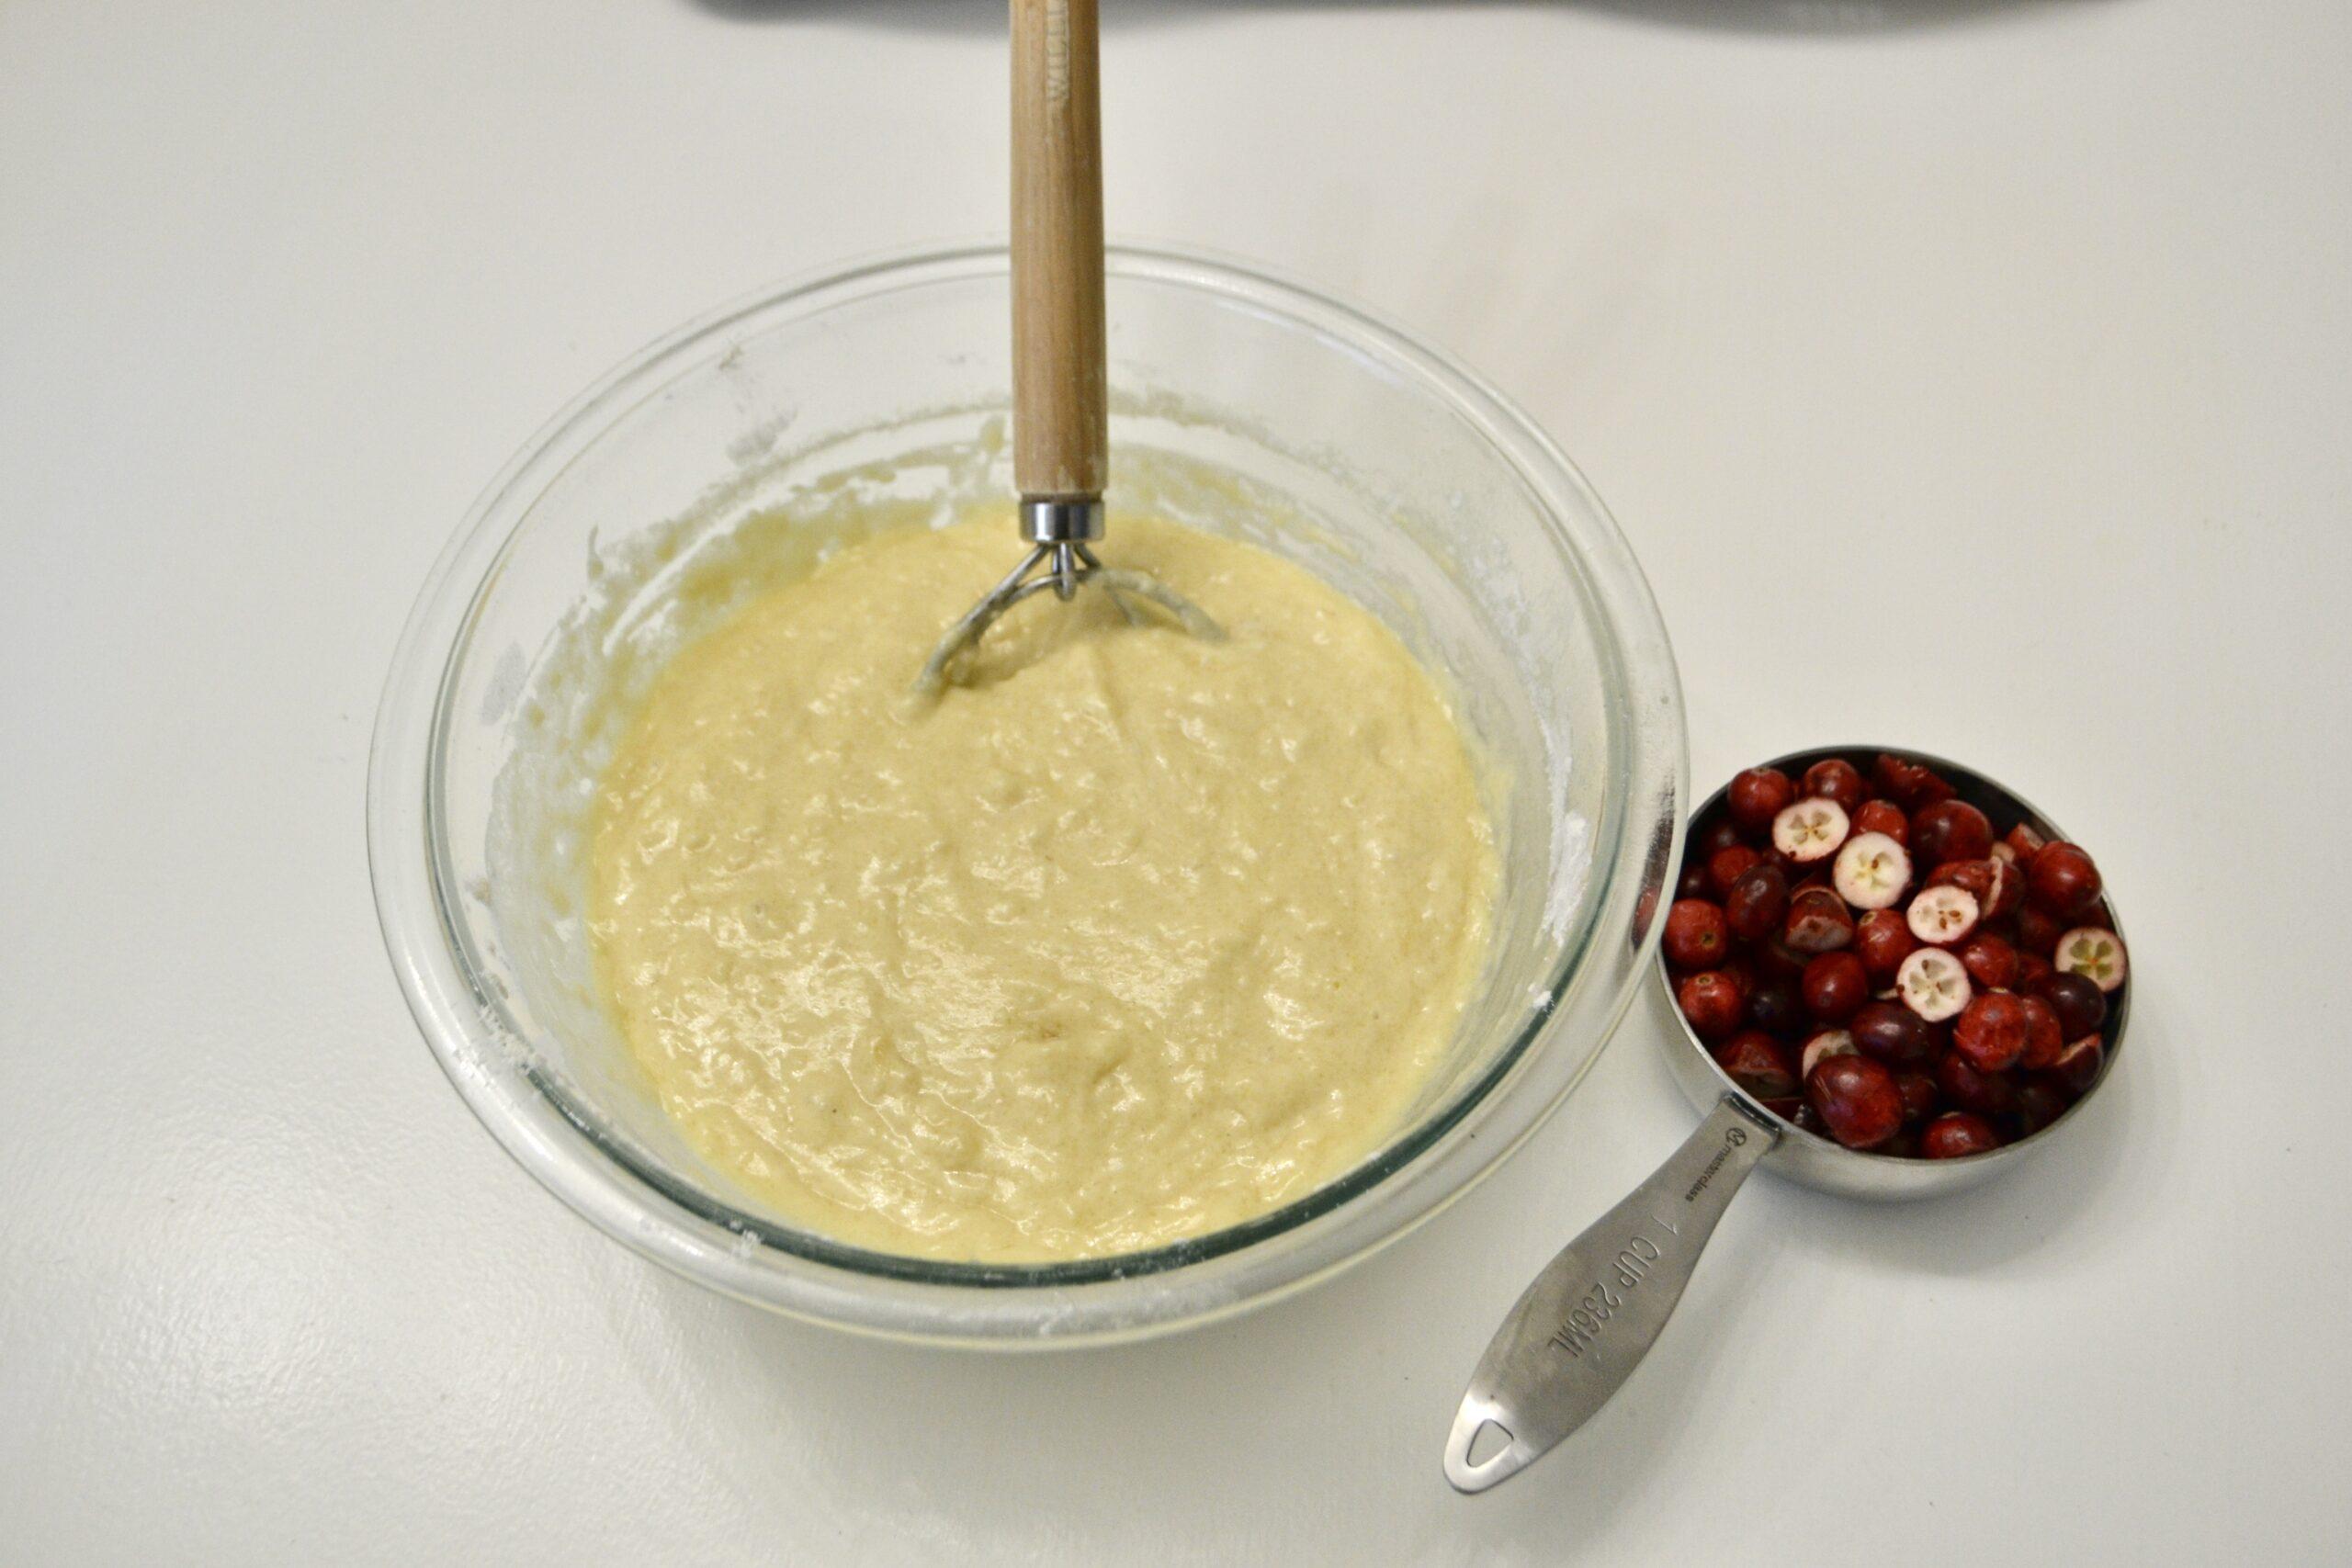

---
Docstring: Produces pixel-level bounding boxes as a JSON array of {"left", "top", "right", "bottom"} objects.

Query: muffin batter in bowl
[{"left": 589, "top": 512, "right": 1497, "bottom": 1263}]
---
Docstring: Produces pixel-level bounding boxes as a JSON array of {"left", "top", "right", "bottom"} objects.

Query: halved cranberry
[
  {"left": 1833, "top": 832, "right": 1911, "bottom": 911},
  {"left": 1853, "top": 908, "right": 1917, "bottom": 983},
  {"left": 2028, "top": 841, "right": 2104, "bottom": 918},
  {"left": 1678, "top": 971, "right": 1745, "bottom": 1041},
  {"left": 1714, "top": 1031, "right": 1799, "bottom": 1102},
  {"left": 1707, "top": 844, "right": 1762, "bottom": 898},
  {"left": 2017, "top": 995, "right": 2066, "bottom": 1070},
  {"left": 1747, "top": 976, "right": 1806, "bottom": 1039},
  {"left": 1782, "top": 886, "right": 1857, "bottom": 953},
  {"left": 1873, "top": 752, "right": 1956, "bottom": 809},
  {"left": 1894, "top": 1068, "right": 1939, "bottom": 1123},
  {"left": 2026, "top": 970, "right": 2107, "bottom": 1039},
  {"left": 1802, "top": 758, "right": 1868, "bottom": 813},
  {"left": 1936, "top": 1050, "right": 2018, "bottom": 1116},
  {"left": 2053, "top": 927, "right": 2128, "bottom": 993},
  {"left": 1959, "top": 933, "right": 2018, "bottom": 991},
  {"left": 1852, "top": 798, "right": 1910, "bottom": 844},
  {"left": 1724, "top": 862, "right": 1790, "bottom": 942},
  {"left": 2052, "top": 1033, "right": 2106, "bottom": 1093},
  {"left": 1802, "top": 951, "right": 1871, "bottom": 1024},
  {"left": 1930, "top": 857, "right": 2020, "bottom": 920},
  {"left": 1912, "top": 800, "right": 1994, "bottom": 867},
  {"left": 1849, "top": 998, "right": 1939, "bottom": 1066},
  {"left": 1772, "top": 798, "right": 1851, "bottom": 864},
  {"left": 1906, "top": 884, "right": 1982, "bottom": 947},
  {"left": 1664, "top": 898, "right": 1732, "bottom": 969},
  {"left": 1727, "top": 767, "right": 1796, "bottom": 832},
  {"left": 1895, "top": 947, "right": 1973, "bottom": 1021},
  {"left": 1920, "top": 1112, "right": 2002, "bottom": 1159},
  {"left": 1806, "top": 1053, "right": 1905, "bottom": 1149},
  {"left": 2005, "top": 822, "right": 2048, "bottom": 861},
  {"left": 1800, "top": 1028, "right": 1860, "bottom": 1079},
  {"left": 1951, "top": 992, "right": 2030, "bottom": 1072}
]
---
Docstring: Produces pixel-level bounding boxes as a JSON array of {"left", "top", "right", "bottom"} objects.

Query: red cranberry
[
  {"left": 1677, "top": 971, "right": 1745, "bottom": 1041},
  {"left": 1912, "top": 799, "right": 1994, "bottom": 867},
  {"left": 1697, "top": 817, "right": 1747, "bottom": 860},
  {"left": 1727, "top": 767, "right": 1795, "bottom": 832},
  {"left": 1849, "top": 999, "right": 1939, "bottom": 1066},
  {"left": 1873, "top": 752, "right": 1955, "bottom": 808},
  {"left": 1920, "top": 1112, "right": 2002, "bottom": 1158},
  {"left": 1894, "top": 1068, "right": 1939, "bottom": 1123},
  {"left": 1800, "top": 1029, "right": 1859, "bottom": 1078},
  {"left": 1936, "top": 1050, "right": 2018, "bottom": 1116},
  {"left": 1802, "top": 951, "right": 1871, "bottom": 1024},
  {"left": 2014, "top": 951, "right": 2054, "bottom": 991},
  {"left": 1929, "top": 857, "right": 2019, "bottom": 920},
  {"left": 1717, "top": 955, "right": 1756, "bottom": 1005},
  {"left": 2017, "top": 995, "right": 2066, "bottom": 1071},
  {"left": 1746, "top": 976, "right": 1807, "bottom": 1039},
  {"left": 1853, "top": 908, "right": 1917, "bottom": 983},
  {"left": 2005, "top": 822, "right": 2047, "bottom": 860},
  {"left": 1677, "top": 861, "right": 1712, "bottom": 899},
  {"left": 1959, "top": 933, "right": 2018, "bottom": 991},
  {"left": 2015, "top": 902, "right": 2067, "bottom": 956},
  {"left": 1663, "top": 898, "right": 1732, "bottom": 969},
  {"left": 1724, "top": 862, "right": 1790, "bottom": 942},
  {"left": 1753, "top": 938, "right": 1811, "bottom": 981},
  {"left": 1806, "top": 1054, "right": 1905, "bottom": 1149},
  {"left": 2052, "top": 1034, "right": 2107, "bottom": 1094},
  {"left": 1714, "top": 1031, "right": 1799, "bottom": 1102},
  {"left": 1852, "top": 798, "right": 1909, "bottom": 844},
  {"left": 1800, "top": 758, "right": 1868, "bottom": 813},
  {"left": 2010, "top": 1078, "right": 2074, "bottom": 1137},
  {"left": 1708, "top": 844, "right": 1762, "bottom": 898},
  {"left": 2028, "top": 841, "right": 2104, "bottom": 918},
  {"left": 1782, "top": 886, "right": 1856, "bottom": 954},
  {"left": 2026, "top": 970, "right": 2107, "bottom": 1039},
  {"left": 1951, "top": 992, "right": 2030, "bottom": 1072}
]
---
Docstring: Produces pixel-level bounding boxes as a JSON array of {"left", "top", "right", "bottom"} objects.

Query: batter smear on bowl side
[{"left": 589, "top": 512, "right": 1496, "bottom": 1262}]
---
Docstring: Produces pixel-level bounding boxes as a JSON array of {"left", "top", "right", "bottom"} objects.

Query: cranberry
[
  {"left": 2011, "top": 1078, "right": 2074, "bottom": 1138},
  {"left": 1746, "top": 976, "right": 1807, "bottom": 1039},
  {"left": 2005, "top": 822, "right": 2048, "bottom": 860},
  {"left": 1911, "top": 799, "right": 1994, "bottom": 867},
  {"left": 2026, "top": 970, "right": 2107, "bottom": 1039},
  {"left": 1930, "top": 857, "right": 2020, "bottom": 920},
  {"left": 1754, "top": 938, "right": 1811, "bottom": 981},
  {"left": 1849, "top": 999, "right": 1939, "bottom": 1066},
  {"left": 1697, "top": 817, "right": 1747, "bottom": 861},
  {"left": 2016, "top": 902, "right": 2067, "bottom": 956},
  {"left": 1791, "top": 1101, "right": 1826, "bottom": 1136},
  {"left": 1727, "top": 766, "right": 1795, "bottom": 832},
  {"left": 1936, "top": 1050, "right": 2018, "bottom": 1116},
  {"left": 1677, "top": 860, "right": 1712, "bottom": 900},
  {"left": 2028, "top": 840, "right": 2104, "bottom": 918},
  {"left": 2017, "top": 995, "right": 2066, "bottom": 1070},
  {"left": 1853, "top": 908, "right": 1917, "bottom": 983},
  {"left": 1717, "top": 955, "right": 1756, "bottom": 1005},
  {"left": 1894, "top": 1068, "right": 1939, "bottom": 1123},
  {"left": 1782, "top": 886, "right": 1857, "bottom": 953},
  {"left": 1772, "top": 798, "right": 1850, "bottom": 865},
  {"left": 1714, "top": 1031, "right": 1799, "bottom": 1103},
  {"left": 1724, "top": 862, "right": 1790, "bottom": 942},
  {"left": 1951, "top": 992, "right": 2030, "bottom": 1072},
  {"left": 1802, "top": 951, "right": 1871, "bottom": 1024},
  {"left": 1878, "top": 1128, "right": 1920, "bottom": 1158},
  {"left": 2015, "top": 951, "right": 2054, "bottom": 991},
  {"left": 1806, "top": 1054, "right": 1905, "bottom": 1149},
  {"left": 1906, "top": 884, "right": 1982, "bottom": 947},
  {"left": 1895, "top": 947, "right": 1973, "bottom": 1022},
  {"left": 2052, "top": 1034, "right": 2106, "bottom": 1094},
  {"left": 1852, "top": 798, "right": 1910, "bottom": 844},
  {"left": 1663, "top": 898, "right": 1732, "bottom": 969},
  {"left": 2053, "top": 926, "right": 2128, "bottom": 993},
  {"left": 1873, "top": 752, "right": 1955, "bottom": 809},
  {"left": 1800, "top": 1029, "right": 1860, "bottom": 1078},
  {"left": 1959, "top": 933, "right": 2018, "bottom": 991},
  {"left": 1802, "top": 758, "right": 1869, "bottom": 813},
  {"left": 1920, "top": 1112, "right": 2002, "bottom": 1159},
  {"left": 1677, "top": 971, "right": 1745, "bottom": 1041},
  {"left": 1832, "top": 832, "right": 1911, "bottom": 910},
  {"left": 1708, "top": 844, "right": 1762, "bottom": 897}
]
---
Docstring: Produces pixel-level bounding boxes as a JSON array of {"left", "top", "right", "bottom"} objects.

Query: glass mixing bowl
[{"left": 368, "top": 243, "right": 1686, "bottom": 1345}]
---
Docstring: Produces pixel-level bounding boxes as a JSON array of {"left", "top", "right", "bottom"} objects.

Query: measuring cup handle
[
  {"left": 1010, "top": 0, "right": 1108, "bottom": 502},
  {"left": 1444, "top": 1096, "right": 1780, "bottom": 1494}
]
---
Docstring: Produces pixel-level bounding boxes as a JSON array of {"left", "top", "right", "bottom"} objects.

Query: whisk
[{"left": 917, "top": 0, "right": 1222, "bottom": 694}]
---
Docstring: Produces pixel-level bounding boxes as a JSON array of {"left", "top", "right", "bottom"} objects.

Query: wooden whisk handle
[{"left": 1011, "top": 0, "right": 1107, "bottom": 501}]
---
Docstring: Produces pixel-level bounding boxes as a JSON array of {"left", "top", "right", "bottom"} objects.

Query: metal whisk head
[{"left": 915, "top": 498, "right": 1222, "bottom": 695}]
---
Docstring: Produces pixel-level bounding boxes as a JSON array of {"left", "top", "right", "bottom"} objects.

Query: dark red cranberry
[
  {"left": 1802, "top": 951, "right": 1871, "bottom": 1024},
  {"left": 1920, "top": 1112, "right": 2002, "bottom": 1159},
  {"left": 1708, "top": 844, "right": 1762, "bottom": 898},
  {"left": 2025, "top": 971, "right": 2107, "bottom": 1040},
  {"left": 2016, "top": 902, "right": 2067, "bottom": 956},
  {"left": 1957, "top": 932, "right": 2018, "bottom": 991},
  {"left": 1894, "top": 1068, "right": 1939, "bottom": 1123},
  {"left": 1663, "top": 898, "right": 1731, "bottom": 969},
  {"left": 1936, "top": 1050, "right": 2018, "bottom": 1117},
  {"left": 1806, "top": 1054, "right": 1905, "bottom": 1149},
  {"left": 1724, "top": 862, "right": 1790, "bottom": 942},
  {"left": 1678, "top": 861, "right": 1712, "bottom": 899},
  {"left": 1677, "top": 971, "right": 1745, "bottom": 1041},
  {"left": 1727, "top": 767, "right": 1795, "bottom": 832},
  {"left": 1911, "top": 799, "right": 1994, "bottom": 867},
  {"left": 2014, "top": 950, "right": 2054, "bottom": 991},
  {"left": 1849, "top": 999, "right": 1939, "bottom": 1066},
  {"left": 1878, "top": 1128, "right": 1920, "bottom": 1159},
  {"left": 1717, "top": 955, "right": 1756, "bottom": 1005},
  {"left": 1753, "top": 938, "right": 1810, "bottom": 981},
  {"left": 1852, "top": 798, "right": 1909, "bottom": 844},
  {"left": 1802, "top": 758, "right": 1868, "bottom": 813},
  {"left": 2028, "top": 841, "right": 2104, "bottom": 918},
  {"left": 2011, "top": 1078, "right": 2074, "bottom": 1137},
  {"left": 1714, "top": 1031, "right": 1799, "bottom": 1103},
  {"left": 2017, "top": 995, "right": 2065, "bottom": 1071},
  {"left": 1746, "top": 976, "right": 1807, "bottom": 1039},
  {"left": 1872, "top": 752, "right": 1956, "bottom": 809},
  {"left": 1951, "top": 992, "right": 2030, "bottom": 1072},
  {"left": 1782, "top": 886, "right": 1856, "bottom": 954},
  {"left": 1853, "top": 908, "right": 1917, "bottom": 983},
  {"left": 2005, "top": 822, "right": 2047, "bottom": 860},
  {"left": 2052, "top": 1034, "right": 2106, "bottom": 1093}
]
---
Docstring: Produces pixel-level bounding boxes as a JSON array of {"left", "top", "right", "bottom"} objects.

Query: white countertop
[{"left": 6, "top": 0, "right": 2348, "bottom": 1561}]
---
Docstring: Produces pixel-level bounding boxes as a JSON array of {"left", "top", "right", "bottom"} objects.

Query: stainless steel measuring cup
[{"left": 1444, "top": 745, "right": 2130, "bottom": 1494}]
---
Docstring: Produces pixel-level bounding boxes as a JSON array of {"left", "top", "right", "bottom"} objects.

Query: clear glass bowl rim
[{"left": 367, "top": 240, "right": 1688, "bottom": 1343}]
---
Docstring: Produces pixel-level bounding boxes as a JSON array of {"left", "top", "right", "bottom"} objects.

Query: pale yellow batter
[{"left": 588, "top": 513, "right": 1495, "bottom": 1262}]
